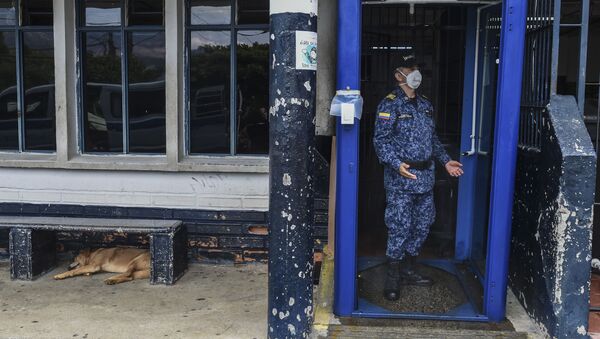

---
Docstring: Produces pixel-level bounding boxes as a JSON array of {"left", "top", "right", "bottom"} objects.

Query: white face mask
[{"left": 400, "top": 70, "right": 422, "bottom": 89}]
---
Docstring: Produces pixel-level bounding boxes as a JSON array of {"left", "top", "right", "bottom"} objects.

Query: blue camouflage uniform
[{"left": 373, "top": 87, "right": 451, "bottom": 260}]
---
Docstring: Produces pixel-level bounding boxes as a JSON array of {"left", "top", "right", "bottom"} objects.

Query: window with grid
[
  {"left": 77, "top": 0, "right": 166, "bottom": 154},
  {"left": 186, "top": 0, "right": 269, "bottom": 155},
  {"left": 0, "top": 0, "right": 55, "bottom": 152}
]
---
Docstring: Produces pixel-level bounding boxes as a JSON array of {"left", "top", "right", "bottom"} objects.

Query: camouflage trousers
[{"left": 384, "top": 190, "right": 435, "bottom": 260}]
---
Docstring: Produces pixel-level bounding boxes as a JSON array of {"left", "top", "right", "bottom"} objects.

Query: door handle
[{"left": 461, "top": 134, "right": 476, "bottom": 156}]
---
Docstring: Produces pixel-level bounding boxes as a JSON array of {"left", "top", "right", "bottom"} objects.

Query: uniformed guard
[{"left": 373, "top": 54, "right": 464, "bottom": 301}]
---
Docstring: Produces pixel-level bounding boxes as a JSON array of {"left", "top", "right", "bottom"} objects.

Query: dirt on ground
[{"left": 0, "top": 261, "right": 268, "bottom": 339}]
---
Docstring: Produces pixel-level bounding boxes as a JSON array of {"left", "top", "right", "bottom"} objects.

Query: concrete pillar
[
  {"left": 315, "top": 0, "right": 337, "bottom": 137},
  {"left": 268, "top": 1, "right": 318, "bottom": 338}
]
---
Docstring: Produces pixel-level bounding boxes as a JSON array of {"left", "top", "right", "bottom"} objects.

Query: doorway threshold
[
  {"left": 356, "top": 256, "right": 486, "bottom": 321},
  {"left": 312, "top": 251, "right": 538, "bottom": 338}
]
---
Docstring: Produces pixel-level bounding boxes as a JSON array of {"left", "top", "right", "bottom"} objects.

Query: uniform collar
[{"left": 393, "top": 87, "right": 420, "bottom": 102}]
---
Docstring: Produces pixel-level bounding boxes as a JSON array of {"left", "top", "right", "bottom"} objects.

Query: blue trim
[
  {"left": 484, "top": 0, "right": 528, "bottom": 322},
  {"left": 455, "top": 6, "right": 478, "bottom": 261},
  {"left": 333, "top": 0, "right": 361, "bottom": 318},
  {"left": 353, "top": 300, "right": 489, "bottom": 322}
]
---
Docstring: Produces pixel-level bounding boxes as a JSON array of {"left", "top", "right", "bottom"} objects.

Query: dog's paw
[
  {"left": 104, "top": 279, "right": 117, "bottom": 285},
  {"left": 53, "top": 274, "right": 65, "bottom": 280}
]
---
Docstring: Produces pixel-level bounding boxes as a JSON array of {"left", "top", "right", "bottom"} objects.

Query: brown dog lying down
[{"left": 53, "top": 247, "right": 150, "bottom": 285}]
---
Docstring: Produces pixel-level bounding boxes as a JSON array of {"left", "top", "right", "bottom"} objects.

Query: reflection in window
[
  {"left": 82, "top": 32, "right": 123, "bottom": 152},
  {"left": 78, "top": 0, "right": 165, "bottom": 154},
  {"left": 0, "top": 1, "right": 15, "bottom": 26},
  {"left": 127, "top": 31, "right": 165, "bottom": 153},
  {"left": 23, "top": 31, "right": 55, "bottom": 150},
  {"left": 190, "top": 0, "right": 231, "bottom": 25},
  {"left": 187, "top": 1, "right": 269, "bottom": 155},
  {"left": 189, "top": 31, "right": 230, "bottom": 154},
  {"left": 0, "top": 31, "right": 17, "bottom": 150},
  {"left": 84, "top": 0, "right": 121, "bottom": 27},
  {"left": 236, "top": 31, "right": 269, "bottom": 155},
  {"left": 0, "top": 0, "right": 54, "bottom": 152}
]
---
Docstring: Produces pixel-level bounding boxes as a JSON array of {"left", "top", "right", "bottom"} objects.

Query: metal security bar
[
  {"left": 519, "top": 0, "right": 554, "bottom": 150},
  {"left": 550, "top": 0, "right": 590, "bottom": 113}
]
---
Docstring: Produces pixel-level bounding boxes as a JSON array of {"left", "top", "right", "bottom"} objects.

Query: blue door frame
[{"left": 334, "top": 0, "right": 527, "bottom": 322}]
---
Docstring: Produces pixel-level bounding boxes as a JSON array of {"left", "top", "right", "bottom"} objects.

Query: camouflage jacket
[{"left": 373, "top": 87, "right": 451, "bottom": 193}]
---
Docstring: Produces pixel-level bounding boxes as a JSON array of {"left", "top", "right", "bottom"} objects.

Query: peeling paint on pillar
[
  {"left": 510, "top": 95, "right": 596, "bottom": 338},
  {"left": 268, "top": 1, "right": 318, "bottom": 338}
]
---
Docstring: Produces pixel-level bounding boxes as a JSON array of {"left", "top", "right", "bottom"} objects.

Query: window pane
[
  {"left": 82, "top": 31, "right": 123, "bottom": 152},
  {"left": 236, "top": 30, "right": 268, "bottom": 155},
  {"left": 0, "top": 31, "right": 17, "bottom": 150},
  {"left": 23, "top": 31, "right": 55, "bottom": 151},
  {"left": 0, "top": 0, "right": 15, "bottom": 26},
  {"left": 237, "top": 0, "right": 268, "bottom": 25},
  {"left": 190, "top": 0, "right": 230, "bottom": 25},
  {"left": 189, "top": 30, "right": 230, "bottom": 154},
  {"left": 127, "top": 31, "right": 165, "bottom": 153},
  {"left": 22, "top": 0, "right": 53, "bottom": 26},
  {"left": 129, "top": 0, "right": 163, "bottom": 26},
  {"left": 85, "top": 0, "right": 121, "bottom": 26}
]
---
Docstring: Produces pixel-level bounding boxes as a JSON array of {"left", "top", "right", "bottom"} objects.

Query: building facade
[
  {"left": 0, "top": 0, "right": 284, "bottom": 262},
  {"left": 0, "top": 1, "right": 598, "bottom": 338}
]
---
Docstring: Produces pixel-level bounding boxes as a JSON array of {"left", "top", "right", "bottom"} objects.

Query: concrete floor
[{"left": 0, "top": 261, "right": 267, "bottom": 339}]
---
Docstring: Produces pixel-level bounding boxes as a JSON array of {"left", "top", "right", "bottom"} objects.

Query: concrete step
[{"left": 327, "top": 324, "right": 529, "bottom": 338}]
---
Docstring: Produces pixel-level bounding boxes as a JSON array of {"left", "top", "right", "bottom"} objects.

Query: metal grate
[{"left": 519, "top": 0, "right": 555, "bottom": 151}]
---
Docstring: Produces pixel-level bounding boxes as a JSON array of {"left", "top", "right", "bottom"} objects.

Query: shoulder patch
[
  {"left": 378, "top": 112, "right": 391, "bottom": 120},
  {"left": 386, "top": 94, "right": 396, "bottom": 100}
]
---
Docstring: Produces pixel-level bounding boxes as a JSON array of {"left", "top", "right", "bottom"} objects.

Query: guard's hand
[
  {"left": 399, "top": 163, "right": 417, "bottom": 180},
  {"left": 445, "top": 160, "right": 464, "bottom": 177}
]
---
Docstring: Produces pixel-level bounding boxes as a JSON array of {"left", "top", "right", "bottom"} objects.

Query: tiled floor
[{"left": 589, "top": 273, "right": 600, "bottom": 335}]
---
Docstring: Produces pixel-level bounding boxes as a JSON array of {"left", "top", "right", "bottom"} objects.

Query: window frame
[
  {"left": 75, "top": 0, "right": 166, "bottom": 155},
  {"left": 0, "top": 0, "right": 270, "bottom": 173},
  {"left": 184, "top": 0, "right": 269, "bottom": 156},
  {"left": 0, "top": 0, "right": 55, "bottom": 153}
]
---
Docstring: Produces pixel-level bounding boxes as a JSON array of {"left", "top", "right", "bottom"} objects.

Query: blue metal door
[
  {"left": 334, "top": 0, "right": 527, "bottom": 322},
  {"left": 455, "top": 3, "right": 502, "bottom": 278}
]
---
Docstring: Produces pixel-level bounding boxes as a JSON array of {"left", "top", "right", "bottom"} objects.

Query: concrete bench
[{"left": 0, "top": 216, "right": 187, "bottom": 285}]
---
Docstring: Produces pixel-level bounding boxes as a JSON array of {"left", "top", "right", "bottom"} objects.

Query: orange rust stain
[{"left": 247, "top": 225, "right": 268, "bottom": 235}]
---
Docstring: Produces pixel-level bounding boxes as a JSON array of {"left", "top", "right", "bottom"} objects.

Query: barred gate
[{"left": 518, "top": 0, "right": 554, "bottom": 151}]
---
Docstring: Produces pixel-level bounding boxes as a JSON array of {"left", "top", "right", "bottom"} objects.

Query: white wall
[{"left": 0, "top": 168, "right": 269, "bottom": 211}]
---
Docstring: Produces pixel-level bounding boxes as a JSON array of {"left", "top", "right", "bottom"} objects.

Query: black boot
[
  {"left": 383, "top": 260, "right": 401, "bottom": 301},
  {"left": 400, "top": 256, "right": 433, "bottom": 286}
]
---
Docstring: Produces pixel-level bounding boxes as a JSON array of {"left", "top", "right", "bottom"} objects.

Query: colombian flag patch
[{"left": 378, "top": 112, "right": 391, "bottom": 120}]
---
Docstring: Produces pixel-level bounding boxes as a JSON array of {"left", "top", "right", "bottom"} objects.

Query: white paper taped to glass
[{"left": 330, "top": 90, "right": 364, "bottom": 125}]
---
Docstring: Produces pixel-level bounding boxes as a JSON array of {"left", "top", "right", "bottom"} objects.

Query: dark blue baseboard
[{"left": 0, "top": 202, "right": 328, "bottom": 262}]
